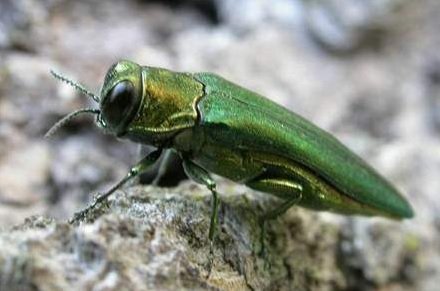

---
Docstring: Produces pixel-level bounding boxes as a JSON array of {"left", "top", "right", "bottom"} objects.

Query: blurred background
[{"left": 0, "top": 0, "right": 439, "bottom": 289}]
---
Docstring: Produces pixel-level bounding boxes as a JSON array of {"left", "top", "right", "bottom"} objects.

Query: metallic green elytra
[{"left": 47, "top": 60, "right": 414, "bottom": 241}]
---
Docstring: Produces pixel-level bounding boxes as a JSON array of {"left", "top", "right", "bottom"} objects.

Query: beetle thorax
[{"left": 124, "top": 67, "right": 204, "bottom": 145}]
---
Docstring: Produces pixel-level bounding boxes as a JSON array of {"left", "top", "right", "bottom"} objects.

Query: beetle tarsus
[
  {"left": 205, "top": 241, "right": 215, "bottom": 279},
  {"left": 68, "top": 192, "right": 106, "bottom": 224}
]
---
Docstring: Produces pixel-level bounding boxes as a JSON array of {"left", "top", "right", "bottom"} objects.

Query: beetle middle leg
[
  {"left": 69, "top": 149, "right": 162, "bottom": 224},
  {"left": 246, "top": 176, "right": 303, "bottom": 259},
  {"left": 182, "top": 159, "right": 219, "bottom": 274}
]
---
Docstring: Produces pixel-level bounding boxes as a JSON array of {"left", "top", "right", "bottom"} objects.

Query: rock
[
  {"left": 303, "top": 0, "right": 410, "bottom": 54},
  {"left": 0, "top": 0, "right": 58, "bottom": 51},
  {"left": 0, "top": 182, "right": 427, "bottom": 290},
  {"left": 0, "top": 142, "right": 50, "bottom": 227},
  {"left": 0, "top": 142, "right": 50, "bottom": 206}
]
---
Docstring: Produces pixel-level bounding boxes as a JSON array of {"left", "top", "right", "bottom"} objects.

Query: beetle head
[
  {"left": 46, "top": 60, "right": 143, "bottom": 138},
  {"left": 98, "top": 60, "right": 142, "bottom": 136}
]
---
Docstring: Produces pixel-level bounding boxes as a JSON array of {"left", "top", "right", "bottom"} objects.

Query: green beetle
[{"left": 47, "top": 60, "right": 414, "bottom": 246}]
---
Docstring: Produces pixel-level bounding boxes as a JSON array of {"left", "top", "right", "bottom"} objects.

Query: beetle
[{"left": 47, "top": 60, "right": 414, "bottom": 250}]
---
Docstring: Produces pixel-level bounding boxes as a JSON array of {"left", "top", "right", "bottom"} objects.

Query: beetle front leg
[
  {"left": 69, "top": 149, "right": 163, "bottom": 224},
  {"left": 182, "top": 159, "right": 219, "bottom": 272}
]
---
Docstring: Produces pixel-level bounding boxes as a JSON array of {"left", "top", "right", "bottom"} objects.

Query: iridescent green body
[
  {"left": 48, "top": 60, "right": 413, "bottom": 237},
  {"left": 104, "top": 61, "right": 413, "bottom": 219}
]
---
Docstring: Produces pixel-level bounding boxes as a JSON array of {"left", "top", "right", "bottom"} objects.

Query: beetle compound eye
[
  {"left": 101, "top": 80, "right": 140, "bottom": 134},
  {"left": 103, "top": 81, "right": 135, "bottom": 122}
]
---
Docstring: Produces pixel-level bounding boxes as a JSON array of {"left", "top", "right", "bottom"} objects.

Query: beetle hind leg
[{"left": 246, "top": 176, "right": 303, "bottom": 260}]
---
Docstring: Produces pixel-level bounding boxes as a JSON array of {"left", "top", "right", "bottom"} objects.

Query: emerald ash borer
[{"left": 46, "top": 60, "right": 414, "bottom": 248}]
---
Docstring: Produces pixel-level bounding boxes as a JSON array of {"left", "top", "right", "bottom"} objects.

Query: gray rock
[
  {"left": 0, "top": 0, "right": 58, "bottom": 51},
  {"left": 303, "top": 0, "right": 410, "bottom": 53},
  {"left": 0, "top": 183, "right": 412, "bottom": 291}
]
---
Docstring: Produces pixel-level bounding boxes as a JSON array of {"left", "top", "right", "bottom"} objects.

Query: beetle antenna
[
  {"left": 50, "top": 70, "right": 100, "bottom": 103},
  {"left": 45, "top": 108, "right": 100, "bottom": 138}
]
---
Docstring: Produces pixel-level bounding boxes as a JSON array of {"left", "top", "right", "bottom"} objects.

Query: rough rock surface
[
  {"left": 0, "top": 0, "right": 439, "bottom": 290},
  {"left": 0, "top": 183, "right": 417, "bottom": 291}
]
